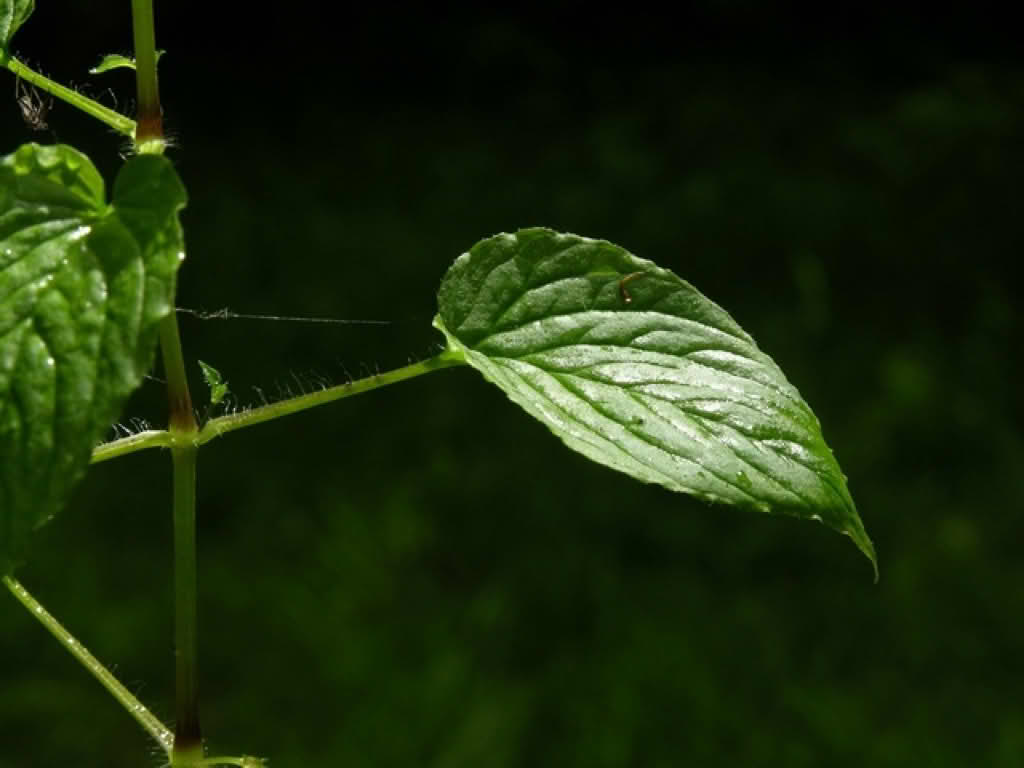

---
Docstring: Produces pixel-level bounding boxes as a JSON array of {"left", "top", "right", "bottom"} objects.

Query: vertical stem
[
  {"left": 130, "top": 0, "right": 164, "bottom": 149},
  {"left": 3, "top": 575, "right": 174, "bottom": 755},
  {"left": 131, "top": 3, "right": 202, "bottom": 760},
  {"left": 160, "top": 316, "right": 200, "bottom": 757},
  {"left": 159, "top": 281, "right": 201, "bottom": 765},
  {"left": 160, "top": 317, "right": 197, "bottom": 433},
  {"left": 171, "top": 446, "right": 202, "bottom": 759}
]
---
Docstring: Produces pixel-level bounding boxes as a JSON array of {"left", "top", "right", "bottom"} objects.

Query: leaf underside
[
  {"left": 0, "top": 143, "right": 186, "bottom": 572},
  {"left": 436, "top": 227, "right": 876, "bottom": 578}
]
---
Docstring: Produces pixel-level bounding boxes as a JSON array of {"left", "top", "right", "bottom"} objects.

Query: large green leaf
[
  {"left": 0, "top": 0, "right": 33, "bottom": 49},
  {"left": 0, "top": 143, "right": 186, "bottom": 572},
  {"left": 436, "top": 228, "right": 876, "bottom": 577}
]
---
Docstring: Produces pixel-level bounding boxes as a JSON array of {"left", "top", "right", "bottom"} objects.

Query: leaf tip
[{"left": 844, "top": 518, "right": 879, "bottom": 583}]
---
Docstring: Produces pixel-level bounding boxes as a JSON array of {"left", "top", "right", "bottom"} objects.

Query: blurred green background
[{"left": 2, "top": 4, "right": 1022, "bottom": 767}]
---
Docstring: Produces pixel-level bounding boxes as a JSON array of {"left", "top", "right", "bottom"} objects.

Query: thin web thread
[{"left": 176, "top": 307, "right": 391, "bottom": 325}]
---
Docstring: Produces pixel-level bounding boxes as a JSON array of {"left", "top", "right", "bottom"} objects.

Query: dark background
[{"left": 2, "top": 4, "right": 1022, "bottom": 766}]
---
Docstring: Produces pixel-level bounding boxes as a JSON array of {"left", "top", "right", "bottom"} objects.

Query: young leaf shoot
[{"left": 198, "top": 360, "right": 229, "bottom": 406}]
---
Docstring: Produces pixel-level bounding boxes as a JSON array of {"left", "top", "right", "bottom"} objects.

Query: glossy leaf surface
[
  {"left": 436, "top": 228, "right": 875, "bottom": 576},
  {"left": 0, "top": 143, "right": 186, "bottom": 572}
]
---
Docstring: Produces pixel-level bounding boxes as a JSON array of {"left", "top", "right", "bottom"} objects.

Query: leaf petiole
[
  {"left": 89, "top": 352, "right": 467, "bottom": 464},
  {"left": 196, "top": 352, "right": 465, "bottom": 446}
]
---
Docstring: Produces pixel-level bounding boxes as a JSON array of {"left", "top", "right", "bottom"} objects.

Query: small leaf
[
  {"left": 89, "top": 53, "right": 136, "bottom": 74},
  {"left": 0, "top": 0, "right": 33, "bottom": 49},
  {"left": 198, "top": 360, "right": 229, "bottom": 405},
  {"left": 436, "top": 228, "right": 876, "bottom": 578},
  {"left": 89, "top": 50, "right": 166, "bottom": 75},
  {"left": 0, "top": 143, "right": 187, "bottom": 573}
]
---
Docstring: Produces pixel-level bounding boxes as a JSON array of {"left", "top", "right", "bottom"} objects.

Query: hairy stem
[
  {"left": 91, "top": 430, "right": 175, "bottom": 464},
  {"left": 2, "top": 575, "right": 174, "bottom": 754},
  {"left": 197, "top": 352, "right": 464, "bottom": 446},
  {"left": 86, "top": 353, "right": 465, "bottom": 465},
  {"left": 0, "top": 55, "right": 136, "bottom": 136},
  {"left": 89, "top": 352, "right": 465, "bottom": 464}
]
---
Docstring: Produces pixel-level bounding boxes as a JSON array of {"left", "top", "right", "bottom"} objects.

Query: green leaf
[
  {"left": 435, "top": 227, "right": 876, "bottom": 578},
  {"left": 198, "top": 360, "right": 229, "bottom": 405},
  {"left": 0, "top": 0, "right": 33, "bottom": 49},
  {"left": 89, "top": 53, "right": 135, "bottom": 75},
  {"left": 89, "top": 50, "right": 166, "bottom": 75},
  {"left": 0, "top": 143, "right": 186, "bottom": 573}
]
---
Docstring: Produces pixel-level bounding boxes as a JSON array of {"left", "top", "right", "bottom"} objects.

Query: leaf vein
[
  {"left": 547, "top": 367, "right": 761, "bottom": 501},
  {"left": 504, "top": 362, "right": 681, "bottom": 488}
]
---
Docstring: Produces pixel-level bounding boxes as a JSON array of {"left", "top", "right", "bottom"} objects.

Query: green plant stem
[
  {"left": 156, "top": 319, "right": 203, "bottom": 764},
  {"left": 160, "top": 316, "right": 197, "bottom": 433},
  {"left": 87, "top": 353, "right": 466, "bottom": 465},
  {"left": 172, "top": 446, "right": 202, "bottom": 758},
  {"left": 0, "top": 55, "right": 136, "bottom": 137},
  {"left": 130, "top": 0, "right": 163, "bottom": 150},
  {"left": 2, "top": 574, "right": 174, "bottom": 755},
  {"left": 197, "top": 353, "right": 464, "bottom": 446},
  {"left": 131, "top": 0, "right": 198, "bottom": 751},
  {"left": 91, "top": 429, "right": 175, "bottom": 464}
]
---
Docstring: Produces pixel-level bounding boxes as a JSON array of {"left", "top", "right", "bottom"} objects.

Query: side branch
[
  {"left": 197, "top": 353, "right": 464, "bottom": 446},
  {"left": 89, "top": 352, "right": 466, "bottom": 463},
  {"left": 91, "top": 430, "right": 175, "bottom": 464},
  {"left": 1, "top": 55, "right": 137, "bottom": 137}
]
